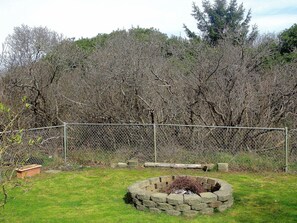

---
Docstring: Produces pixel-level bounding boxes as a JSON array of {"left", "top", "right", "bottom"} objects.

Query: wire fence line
[
  {"left": 289, "top": 128, "right": 297, "bottom": 172},
  {"left": 1, "top": 123, "right": 297, "bottom": 173}
]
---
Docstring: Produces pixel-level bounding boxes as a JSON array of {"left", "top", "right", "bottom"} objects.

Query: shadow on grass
[{"left": 123, "top": 192, "right": 133, "bottom": 204}]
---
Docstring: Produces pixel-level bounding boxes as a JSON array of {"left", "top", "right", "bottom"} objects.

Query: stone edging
[{"left": 127, "top": 175, "right": 233, "bottom": 217}]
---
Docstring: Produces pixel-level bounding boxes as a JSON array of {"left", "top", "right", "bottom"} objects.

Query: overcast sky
[{"left": 1, "top": 0, "right": 297, "bottom": 45}]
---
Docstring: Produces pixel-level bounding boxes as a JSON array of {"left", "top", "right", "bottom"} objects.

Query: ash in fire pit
[
  {"left": 127, "top": 175, "right": 233, "bottom": 217},
  {"left": 162, "top": 176, "right": 221, "bottom": 195}
]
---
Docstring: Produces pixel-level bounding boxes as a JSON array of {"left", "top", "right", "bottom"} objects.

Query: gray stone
[
  {"left": 217, "top": 204, "right": 228, "bottom": 212},
  {"left": 143, "top": 200, "right": 157, "bottom": 208},
  {"left": 158, "top": 203, "right": 174, "bottom": 211},
  {"left": 203, "top": 164, "right": 216, "bottom": 171},
  {"left": 166, "top": 210, "right": 181, "bottom": 216},
  {"left": 196, "top": 177, "right": 207, "bottom": 184},
  {"left": 129, "top": 189, "right": 143, "bottom": 199},
  {"left": 137, "top": 191, "right": 151, "bottom": 201},
  {"left": 151, "top": 193, "right": 168, "bottom": 203},
  {"left": 184, "top": 194, "right": 203, "bottom": 205},
  {"left": 149, "top": 208, "right": 162, "bottom": 214},
  {"left": 156, "top": 163, "right": 172, "bottom": 168},
  {"left": 213, "top": 190, "right": 231, "bottom": 201},
  {"left": 167, "top": 194, "right": 184, "bottom": 205},
  {"left": 208, "top": 201, "right": 222, "bottom": 208},
  {"left": 187, "top": 164, "right": 202, "bottom": 169},
  {"left": 127, "top": 185, "right": 138, "bottom": 193},
  {"left": 144, "top": 162, "right": 158, "bottom": 167},
  {"left": 148, "top": 177, "right": 160, "bottom": 184},
  {"left": 159, "top": 176, "right": 173, "bottom": 183},
  {"left": 133, "top": 180, "right": 149, "bottom": 188},
  {"left": 117, "top": 162, "right": 128, "bottom": 168},
  {"left": 128, "top": 159, "right": 138, "bottom": 167},
  {"left": 175, "top": 204, "right": 191, "bottom": 211},
  {"left": 218, "top": 163, "right": 228, "bottom": 172},
  {"left": 203, "top": 183, "right": 212, "bottom": 190},
  {"left": 224, "top": 197, "right": 234, "bottom": 208},
  {"left": 186, "top": 164, "right": 202, "bottom": 169},
  {"left": 132, "top": 198, "right": 142, "bottom": 206},
  {"left": 183, "top": 210, "right": 198, "bottom": 217},
  {"left": 191, "top": 203, "right": 208, "bottom": 210},
  {"left": 172, "top": 164, "right": 188, "bottom": 168},
  {"left": 220, "top": 183, "right": 233, "bottom": 192},
  {"left": 207, "top": 178, "right": 217, "bottom": 186},
  {"left": 136, "top": 204, "right": 147, "bottom": 211},
  {"left": 200, "top": 207, "right": 214, "bottom": 215},
  {"left": 200, "top": 192, "right": 217, "bottom": 203}
]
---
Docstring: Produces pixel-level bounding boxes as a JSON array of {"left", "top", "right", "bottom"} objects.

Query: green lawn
[{"left": 1, "top": 168, "right": 297, "bottom": 223}]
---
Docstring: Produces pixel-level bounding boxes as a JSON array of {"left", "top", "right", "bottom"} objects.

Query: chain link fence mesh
[
  {"left": 1, "top": 123, "right": 294, "bottom": 173},
  {"left": 66, "top": 123, "right": 154, "bottom": 165},
  {"left": 289, "top": 129, "right": 297, "bottom": 173},
  {"left": 1, "top": 126, "right": 64, "bottom": 168},
  {"left": 156, "top": 125, "right": 285, "bottom": 172}
]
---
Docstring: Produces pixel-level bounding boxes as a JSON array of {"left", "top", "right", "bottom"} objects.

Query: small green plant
[{"left": 0, "top": 98, "right": 36, "bottom": 208}]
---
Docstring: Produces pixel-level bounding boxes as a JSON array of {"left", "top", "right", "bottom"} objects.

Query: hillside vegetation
[{"left": 0, "top": 1, "right": 296, "bottom": 129}]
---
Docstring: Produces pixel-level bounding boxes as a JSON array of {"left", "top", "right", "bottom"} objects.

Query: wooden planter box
[{"left": 16, "top": 164, "right": 42, "bottom": 179}]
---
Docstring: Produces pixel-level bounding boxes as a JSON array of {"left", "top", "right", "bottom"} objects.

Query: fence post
[
  {"left": 63, "top": 122, "right": 67, "bottom": 164},
  {"left": 285, "top": 127, "right": 288, "bottom": 173},
  {"left": 154, "top": 123, "right": 157, "bottom": 163}
]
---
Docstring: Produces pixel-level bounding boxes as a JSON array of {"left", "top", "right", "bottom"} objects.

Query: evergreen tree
[
  {"left": 184, "top": 0, "right": 258, "bottom": 45},
  {"left": 279, "top": 23, "right": 297, "bottom": 54}
]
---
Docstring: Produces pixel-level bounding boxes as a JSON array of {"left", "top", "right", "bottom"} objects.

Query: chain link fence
[
  {"left": 66, "top": 123, "right": 155, "bottom": 165},
  {"left": 64, "top": 123, "right": 288, "bottom": 172},
  {"left": 289, "top": 129, "right": 297, "bottom": 173},
  {"left": 2, "top": 123, "right": 296, "bottom": 173},
  {"left": 1, "top": 125, "right": 64, "bottom": 167}
]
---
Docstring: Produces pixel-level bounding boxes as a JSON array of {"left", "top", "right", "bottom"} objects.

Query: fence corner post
[
  {"left": 285, "top": 127, "right": 288, "bottom": 173},
  {"left": 63, "top": 122, "right": 67, "bottom": 164},
  {"left": 153, "top": 123, "right": 157, "bottom": 163}
]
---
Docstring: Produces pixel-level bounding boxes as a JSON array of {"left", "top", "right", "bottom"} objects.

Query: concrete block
[
  {"left": 136, "top": 204, "right": 147, "bottom": 211},
  {"left": 218, "top": 163, "right": 228, "bottom": 172},
  {"left": 217, "top": 204, "right": 228, "bottom": 212},
  {"left": 151, "top": 193, "right": 168, "bottom": 203},
  {"left": 191, "top": 203, "right": 208, "bottom": 210},
  {"left": 149, "top": 208, "right": 162, "bottom": 214},
  {"left": 200, "top": 192, "right": 217, "bottom": 203},
  {"left": 184, "top": 194, "right": 203, "bottom": 205},
  {"left": 166, "top": 210, "right": 181, "bottom": 216},
  {"left": 117, "top": 162, "right": 128, "bottom": 168},
  {"left": 158, "top": 202, "right": 174, "bottom": 210},
  {"left": 208, "top": 201, "right": 222, "bottom": 208},
  {"left": 200, "top": 207, "right": 214, "bottom": 215},
  {"left": 175, "top": 204, "right": 191, "bottom": 211},
  {"left": 128, "top": 159, "right": 138, "bottom": 167},
  {"left": 213, "top": 190, "right": 232, "bottom": 201},
  {"left": 132, "top": 198, "right": 142, "bottom": 206},
  {"left": 143, "top": 200, "right": 157, "bottom": 208},
  {"left": 167, "top": 194, "right": 184, "bottom": 205},
  {"left": 183, "top": 210, "right": 198, "bottom": 217},
  {"left": 137, "top": 191, "right": 151, "bottom": 201}
]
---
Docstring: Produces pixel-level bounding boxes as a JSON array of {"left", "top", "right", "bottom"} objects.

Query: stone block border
[{"left": 127, "top": 175, "right": 233, "bottom": 216}]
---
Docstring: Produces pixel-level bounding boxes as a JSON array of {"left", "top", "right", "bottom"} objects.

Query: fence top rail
[
  {"left": 67, "top": 122, "right": 154, "bottom": 127},
  {"left": 25, "top": 125, "right": 64, "bottom": 132},
  {"left": 157, "top": 123, "right": 285, "bottom": 131},
  {"left": 0, "top": 125, "right": 64, "bottom": 134},
  {"left": 66, "top": 122, "right": 285, "bottom": 131}
]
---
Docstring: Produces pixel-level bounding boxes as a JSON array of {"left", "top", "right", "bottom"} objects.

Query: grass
[{"left": 1, "top": 168, "right": 297, "bottom": 223}]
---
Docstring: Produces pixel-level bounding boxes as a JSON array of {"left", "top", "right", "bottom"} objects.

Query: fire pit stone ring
[{"left": 127, "top": 175, "right": 233, "bottom": 216}]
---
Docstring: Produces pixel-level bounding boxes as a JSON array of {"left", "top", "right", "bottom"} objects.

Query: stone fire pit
[{"left": 127, "top": 175, "right": 233, "bottom": 217}]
